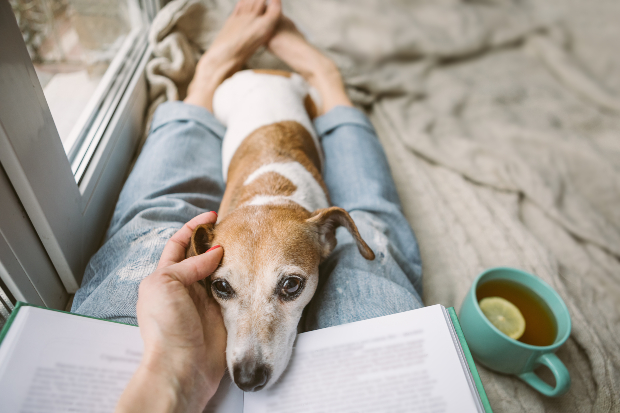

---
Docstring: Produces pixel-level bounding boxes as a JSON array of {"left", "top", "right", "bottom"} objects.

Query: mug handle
[{"left": 518, "top": 353, "right": 571, "bottom": 397}]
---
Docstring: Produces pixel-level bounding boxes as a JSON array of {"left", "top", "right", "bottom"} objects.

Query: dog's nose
[{"left": 233, "top": 358, "right": 272, "bottom": 392}]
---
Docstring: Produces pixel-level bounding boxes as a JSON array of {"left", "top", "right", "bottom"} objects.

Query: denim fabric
[
  {"left": 304, "top": 106, "right": 423, "bottom": 330},
  {"left": 72, "top": 101, "right": 423, "bottom": 328}
]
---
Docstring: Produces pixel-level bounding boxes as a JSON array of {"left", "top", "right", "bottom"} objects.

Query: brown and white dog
[{"left": 186, "top": 69, "right": 375, "bottom": 392}]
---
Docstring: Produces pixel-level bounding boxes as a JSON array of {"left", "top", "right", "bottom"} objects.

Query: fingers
[
  {"left": 168, "top": 245, "right": 224, "bottom": 287},
  {"left": 158, "top": 211, "right": 218, "bottom": 269}
]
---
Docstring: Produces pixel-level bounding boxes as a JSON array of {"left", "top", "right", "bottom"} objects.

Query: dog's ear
[
  {"left": 307, "top": 207, "right": 375, "bottom": 261},
  {"left": 186, "top": 223, "right": 215, "bottom": 258}
]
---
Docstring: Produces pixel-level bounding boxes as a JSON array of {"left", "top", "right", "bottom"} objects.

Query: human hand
[{"left": 116, "top": 211, "right": 226, "bottom": 413}]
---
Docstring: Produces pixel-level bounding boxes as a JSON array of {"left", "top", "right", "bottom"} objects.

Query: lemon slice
[{"left": 479, "top": 297, "right": 526, "bottom": 340}]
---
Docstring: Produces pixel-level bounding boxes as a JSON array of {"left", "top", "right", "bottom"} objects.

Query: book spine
[
  {"left": 0, "top": 301, "right": 27, "bottom": 347},
  {"left": 448, "top": 307, "right": 493, "bottom": 413}
]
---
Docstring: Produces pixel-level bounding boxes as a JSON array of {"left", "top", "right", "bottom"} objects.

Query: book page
[
  {"left": 244, "top": 305, "right": 480, "bottom": 413},
  {"left": 0, "top": 306, "right": 245, "bottom": 413},
  {"left": 0, "top": 307, "right": 143, "bottom": 413}
]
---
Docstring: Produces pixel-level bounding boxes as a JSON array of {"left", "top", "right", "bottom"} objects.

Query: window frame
[
  {"left": 70, "top": 29, "right": 148, "bottom": 183},
  {"left": 0, "top": 0, "right": 161, "bottom": 302},
  {"left": 0, "top": 164, "right": 67, "bottom": 309}
]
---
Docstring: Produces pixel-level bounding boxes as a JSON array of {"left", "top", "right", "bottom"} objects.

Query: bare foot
[
  {"left": 268, "top": 16, "right": 353, "bottom": 115},
  {"left": 185, "top": 0, "right": 282, "bottom": 111}
]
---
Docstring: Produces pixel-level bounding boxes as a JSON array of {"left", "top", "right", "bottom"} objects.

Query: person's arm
[
  {"left": 116, "top": 211, "right": 226, "bottom": 413},
  {"left": 117, "top": 357, "right": 210, "bottom": 413}
]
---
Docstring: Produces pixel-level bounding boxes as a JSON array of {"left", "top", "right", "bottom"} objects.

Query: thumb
[{"left": 168, "top": 245, "right": 223, "bottom": 286}]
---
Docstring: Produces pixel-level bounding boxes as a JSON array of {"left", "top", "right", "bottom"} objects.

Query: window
[
  {"left": 10, "top": 0, "right": 147, "bottom": 183},
  {"left": 0, "top": 0, "right": 160, "bottom": 306}
]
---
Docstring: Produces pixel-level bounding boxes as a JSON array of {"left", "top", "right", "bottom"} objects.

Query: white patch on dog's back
[
  {"left": 213, "top": 70, "right": 323, "bottom": 181},
  {"left": 243, "top": 162, "right": 328, "bottom": 212}
]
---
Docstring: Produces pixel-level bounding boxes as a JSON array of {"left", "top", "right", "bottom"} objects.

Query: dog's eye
[
  {"left": 212, "top": 279, "right": 234, "bottom": 298},
  {"left": 278, "top": 276, "right": 304, "bottom": 301}
]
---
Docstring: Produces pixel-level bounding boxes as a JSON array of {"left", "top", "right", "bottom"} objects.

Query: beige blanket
[{"left": 145, "top": 0, "right": 620, "bottom": 411}]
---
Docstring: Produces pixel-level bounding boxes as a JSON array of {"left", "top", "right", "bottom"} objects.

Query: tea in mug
[{"left": 477, "top": 279, "right": 557, "bottom": 346}]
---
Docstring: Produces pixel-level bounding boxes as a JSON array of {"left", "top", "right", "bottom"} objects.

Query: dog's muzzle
[{"left": 233, "top": 355, "right": 272, "bottom": 392}]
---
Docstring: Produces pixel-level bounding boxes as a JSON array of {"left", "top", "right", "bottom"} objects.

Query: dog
[{"left": 186, "top": 69, "right": 375, "bottom": 392}]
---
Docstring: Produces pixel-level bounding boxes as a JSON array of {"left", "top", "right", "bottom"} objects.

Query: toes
[
  {"left": 235, "top": 0, "right": 252, "bottom": 14},
  {"left": 233, "top": 0, "right": 243, "bottom": 14},
  {"left": 249, "top": 0, "right": 267, "bottom": 14},
  {"left": 263, "top": 0, "right": 281, "bottom": 20},
  {"left": 236, "top": 0, "right": 266, "bottom": 15}
]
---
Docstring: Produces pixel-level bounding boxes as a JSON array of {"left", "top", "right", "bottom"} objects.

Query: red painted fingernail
[
  {"left": 206, "top": 245, "right": 221, "bottom": 253},
  {"left": 210, "top": 211, "right": 218, "bottom": 219}
]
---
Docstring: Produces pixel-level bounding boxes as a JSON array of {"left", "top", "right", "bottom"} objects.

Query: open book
[{"left": 0, "top": 303, "right": 491, "bottom": 413}]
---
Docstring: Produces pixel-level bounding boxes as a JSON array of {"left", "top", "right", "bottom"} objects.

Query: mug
[{"left": 459, "top": 267, "right": 572, "bottom": 397}]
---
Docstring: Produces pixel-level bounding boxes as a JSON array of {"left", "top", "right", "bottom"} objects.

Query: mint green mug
[{"left": 459, "top": 267, "right": 571, "bottom": 397}]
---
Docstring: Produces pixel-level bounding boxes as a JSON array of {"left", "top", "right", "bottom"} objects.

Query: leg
[
  {"left": 269, "top": 18, "right": 423, "bottom": 331},
  {"left": 305, "top": 106, "right": 424, "bottom": 330},
  {"left": 72, "top": 0, "right": 282, "bottom": 324},
  {"left": 268, "top": 16, "right": 351, "bottom": 116},
  {"left": 71, "top": 103, "right": 226, "bottom": 324}
]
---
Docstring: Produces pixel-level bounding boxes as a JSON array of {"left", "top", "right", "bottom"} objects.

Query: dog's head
[{"left": 187, "top": 205, "right": 374, "bottom": 391}]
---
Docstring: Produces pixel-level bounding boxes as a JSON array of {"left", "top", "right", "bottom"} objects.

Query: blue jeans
[{"left": 72, "top": 102, "right": 423, "bottom": 330}]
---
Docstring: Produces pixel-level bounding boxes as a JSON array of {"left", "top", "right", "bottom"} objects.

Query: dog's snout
[{"left": 233, "top": 358, "right": 272, "bottom": 392}]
